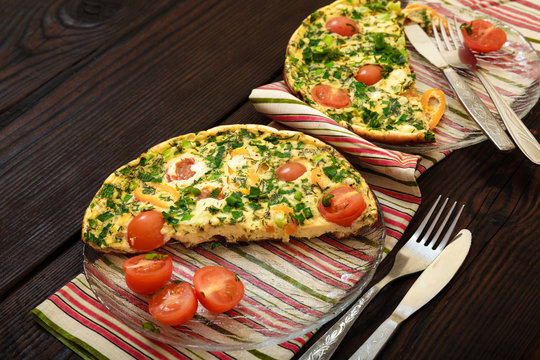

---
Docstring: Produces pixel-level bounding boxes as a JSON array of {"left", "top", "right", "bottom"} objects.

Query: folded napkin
[{"left": 32, "top": 1, "right": 540, "bottom": 359}]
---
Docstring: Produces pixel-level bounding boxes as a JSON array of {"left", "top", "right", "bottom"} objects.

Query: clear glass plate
[
  {"left": 83, "top": 199, "right": 385, "bottom": 351},
  {"left": 375, "top": 3, "right": 540, "bottom": 154}
]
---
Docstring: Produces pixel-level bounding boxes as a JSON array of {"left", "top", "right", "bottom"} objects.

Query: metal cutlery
[
  {"left": 432, "top": 17, "right": 540, "bottom": 165},
  {"left": 349, "top": 229, "right": 472, "bottom": 360},
  {"left": 298, "top": 196, "right": 464, "bottom": 360},
  {"left": 404, "top": 24, "right": 515, "bottom": 152}
]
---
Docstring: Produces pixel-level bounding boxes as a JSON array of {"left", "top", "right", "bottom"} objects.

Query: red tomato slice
[
  {"left": 149, "top": 281, "right": 198, "bottom": 326},
  {"left": 197, "top": 186, "right": 223, "bottom": 200},
  {"left": 311, "top": 85, "right": 351, "bottom": 108},
  {"left": 318, "top": 186, "right": 366, "bottom": 227},
  {"left": 127, "top": 210, "right": 166, "bottom": 251},
  {"left": 122, "top": 253, "right": 173, "bottom": 294},
  {"left": 276, "top": 162, "right": 307, "bottom": 182},
  {"left": 193, "top": 266, "right": 245, "bottom": 313},
  {"left": 167, "top": 157, "right": 196, "bottom": 181},
  {"left": 326, "top": 16, "right": 359, "bottom": 36},
  {"left": 176, "top": 157, "right": 196, "bottom": 179},
  {"left": 355, "top": 65, "right": 383, "bottom": 85},
  {"left": 461, "top": 19, "right": 507, "bottom": 53}
]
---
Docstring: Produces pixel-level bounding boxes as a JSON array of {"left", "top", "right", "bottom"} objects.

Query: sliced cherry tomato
[
  {"left": 276, "top": 162, "right": 307, "bottom": 181},
  {"left": 127, "top": 210, "right": 166, "bottom": 251},
  {"left": 197, "top": 186, "right": 223, "bottom": 200},
  {"left": 311, "top": 85, "right": 351, "bottom": 108},
  {"left": 122, "top": 253, "right": 173, "bottom": 294},
  {"left": 173, "top": 157, "right": 196, "bottom": 180},
  {"left": 318, "top": 186, "right": 366, "bottom": 227},
  {"left": 421, "top": 88, "right": 446, "bottom": 129},
  {"left": 326, "top": 16, "right": 359, "bottom": 36},
  {"left": 149, "top": 281, "right": 198, "bottom": 326},
  {"left": 461, "top": 19, "right": 507, "bottom": 53},
  {"left": 193, "top": 266, "right": 245, "bottom": 313},
  {"left": 355, "top": 65, "right": 383, "bottom": 85}
]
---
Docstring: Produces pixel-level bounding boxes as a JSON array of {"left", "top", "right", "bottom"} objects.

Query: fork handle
[
  {"left": 442, "top": 67, "right": 515, "bottom": 152},
  {"left": 298, "top": 284, "right": 383, "bottom": 360},
  {"left": 474, "top": 69, "right": 540, "bottom": 164},
  {"left": 348, "top": 316, "right": 401, "bottom": 360}
]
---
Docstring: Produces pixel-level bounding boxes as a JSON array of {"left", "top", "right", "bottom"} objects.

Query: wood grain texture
[
  {"left": 0, "top": 0, "right": 330, "bottom": 297},
  {"left": 1, "top": 0, "right": 539, "bottom": 358}
]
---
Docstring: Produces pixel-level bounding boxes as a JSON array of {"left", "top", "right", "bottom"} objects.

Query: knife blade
[
  {"left": 404, "top": 24, "right": 514, "bottom": 152},
  {"left": 349, "top": 229, "right": 472, "bottom": 360}
]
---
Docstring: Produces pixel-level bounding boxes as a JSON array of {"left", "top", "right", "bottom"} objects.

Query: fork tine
[
  {"left": 425, "top": 200, "right": 457, "bottom": 247},
  {"left": 409, "top": 195, "right": 441, "bottom": 243},
  {"left": 446, "top": 17, "right": 460, "bottom": 48},
  {"left": 438, "top": 17, "right": 454, "bottom": 50},
  {"left": 431, "top": 21, "right": 444, "bottom": 51},
  {"left": 435, "top": 204, "right": 465, "bottom": 251},
  {"left": 453, "top": 16, "right": 466, "bottom": 46},
  {"left": 419, "top": 197, "right": 449, "bottom": 244}
]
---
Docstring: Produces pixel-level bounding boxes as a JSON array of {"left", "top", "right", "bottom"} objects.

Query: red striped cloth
[{"left": 32, "top": 1, "right": 540, "bottom": 359}]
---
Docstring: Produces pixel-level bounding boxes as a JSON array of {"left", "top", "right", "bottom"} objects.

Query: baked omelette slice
[
  {"left": 284, "top": 0, "right": 435, "bottom": 143},
  {"left": 82, "top": 124, "right": 378, "bottom": 253}
]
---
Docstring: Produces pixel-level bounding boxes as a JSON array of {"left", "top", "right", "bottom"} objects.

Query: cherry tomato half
[
  {"left": 326, "top": 16, "right": 359, "bottom": 36},
  {"left": 318, "top": 186, "right": 366, "bottom": 227},
  {"left": 127, "top": 210, "right": 166, "bottom": 252},
  {"left": 311, "top": 85, "right": 351, "bottom": 108},
  {"left": 122, "top": 253, "right": 173, "bottom": 294},
  {"left": 355, "top": 65, "right": 383, "bottom": 85},
  {"left": 175, "top": 157, "right": 196, "bottom": 180},
  {"left": 193, "top": 266, "right": 245, "bottom": 313},
  {"left": 149, "top": 281, "right": 198, "bottom": 326},
  {"left": 461, "top": 19, "right": 506, "bottom": 53},
  {"left": 276, "top": 162, "right": 307, "bottom": 182}
]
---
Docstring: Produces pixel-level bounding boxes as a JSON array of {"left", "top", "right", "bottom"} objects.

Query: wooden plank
[
  {"left": 0, "top": 0, "right": 330, "bottom": 295},
  {"left": 0, "top": 239, "right": 83, "bottom": 358},
  {"left": 0, "top": 0, "right": 177, "bottom": 114}
]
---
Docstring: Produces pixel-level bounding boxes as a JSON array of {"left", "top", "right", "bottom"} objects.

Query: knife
[
  {"left": 348, "top": 229, "right": 472, "bottom": 360},
  {"left": 404, "top": 24, "right": 514, "bottom": 152}
]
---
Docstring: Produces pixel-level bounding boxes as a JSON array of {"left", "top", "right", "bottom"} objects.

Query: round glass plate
[
  {"left": 83, "top": 199, "right": 385, "bottom": 351},
  {"left": 375, "top": 2, "right": 540, "bottom": 154}
]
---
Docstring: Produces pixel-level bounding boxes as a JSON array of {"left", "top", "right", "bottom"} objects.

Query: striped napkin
[{"left": 32, "top": 1, "right": 539, "bottom": 359}]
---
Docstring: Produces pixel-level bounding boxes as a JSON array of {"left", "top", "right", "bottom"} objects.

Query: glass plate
[
  {"left": 83, "top": 198, "right": 385, "bottom": 351},
  {"left": 375, "top": 2, "right": 540, "bottom": 154}
]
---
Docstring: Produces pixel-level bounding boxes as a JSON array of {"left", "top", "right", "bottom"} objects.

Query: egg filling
[
  {"left": 82, "top": 125, "right": 378, "bottom": 253},
  {"left": 284, "top": 0, "right": 434, "bottom": 143}
]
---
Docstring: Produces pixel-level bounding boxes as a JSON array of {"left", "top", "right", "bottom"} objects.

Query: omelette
[
  {"left": 284, "top": 0, "right": 436, "bottom": 143},
  {"left": 82, "top": 124, "right": 378, "bottom": 253}
]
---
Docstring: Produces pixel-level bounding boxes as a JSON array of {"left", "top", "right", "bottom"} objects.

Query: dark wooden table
[{"left": 1, "top": 0, "right": 539, "bottom": 359}]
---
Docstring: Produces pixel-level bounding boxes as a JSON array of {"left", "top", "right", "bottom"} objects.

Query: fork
[
  {"left": 298, "top": 196, "right": 465, "bottom": 360},
  {"left": 433, "top": 17, "right": 540, "bottom": 164}
]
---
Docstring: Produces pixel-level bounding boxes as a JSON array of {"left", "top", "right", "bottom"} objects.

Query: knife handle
[
  {"left": 475, "top": 69, "right": 540, "bottom": 164},
  {"left": 348, "top": 315, "right": 401, "bottom": 360},
  {"left": 442, "top": 67, "right": 515, "bottom": 152}
]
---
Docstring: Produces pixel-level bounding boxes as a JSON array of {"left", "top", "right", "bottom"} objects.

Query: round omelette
[{"left": 284, "top": 0, "right": 435, "bottom": 143}]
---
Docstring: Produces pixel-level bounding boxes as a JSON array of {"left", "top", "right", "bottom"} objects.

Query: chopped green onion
[
  {"left": 274, "top": 213, "right": 287, "bottom": 228},
  {"left": 145, "top": 253, "right": 168, "bottom": 260},
  {"left": 322, "top": 194, "right": 334, "bottom": 207},
  {"left": 184, "top": 186, "right": 201, "bottom": 196}
]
